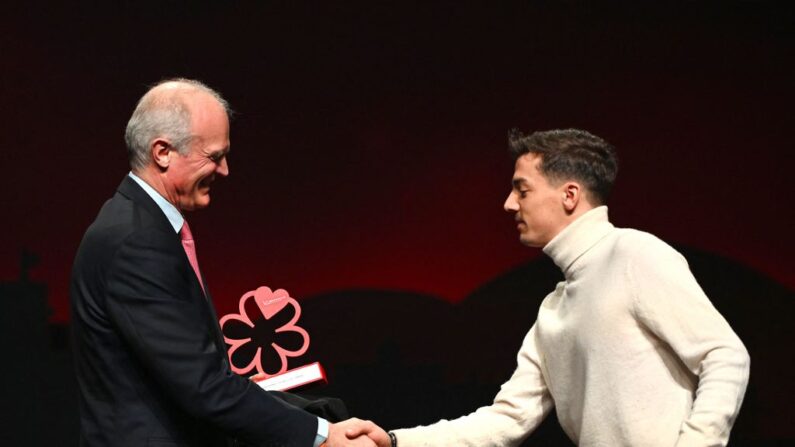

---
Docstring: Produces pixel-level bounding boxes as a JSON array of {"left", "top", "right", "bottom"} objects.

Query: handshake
[{"left": 325, "top": 418, "right": 391, "bottom": 447}]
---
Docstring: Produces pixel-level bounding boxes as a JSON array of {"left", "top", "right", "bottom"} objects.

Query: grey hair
[{"left": 124, "top": 78, "right": 230, "bottom": 171}]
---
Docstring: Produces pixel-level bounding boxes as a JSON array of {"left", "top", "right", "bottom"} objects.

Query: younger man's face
[{"left": 503, "top": 153, "right": 570, "bottom": 247}]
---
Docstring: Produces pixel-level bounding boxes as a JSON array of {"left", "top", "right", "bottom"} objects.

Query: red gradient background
[{"left": 1, "top": 2, "right": 792, "bottom": 323}]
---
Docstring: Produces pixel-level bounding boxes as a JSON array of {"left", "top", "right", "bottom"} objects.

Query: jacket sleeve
[
  {"left": 629, "top": 238, "right": 750, "bottom": 447},
  {"left": 104, "top": 227, "right": 317, "bottom": 447},
  {"left": 392, "top": 323, "right": 554, "bottom": 447}
]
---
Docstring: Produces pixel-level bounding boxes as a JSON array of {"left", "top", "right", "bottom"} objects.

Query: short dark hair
[{"left": 508, "top": 128, "right": 618, "bottom": 205}]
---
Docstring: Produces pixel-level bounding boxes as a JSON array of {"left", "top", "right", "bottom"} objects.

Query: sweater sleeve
[
  {"left": 628, "top": 237, "right": 750, "bottom": 447},
  {"left": 392, "top": 324, "right": 554, "bottom": 447}
]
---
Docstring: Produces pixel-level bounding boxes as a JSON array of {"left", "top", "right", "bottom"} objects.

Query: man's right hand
[
  {"left": 343, "top": 420, "right": 390, "bottom": 447},
  {"left": 327, "top": 418, "right": 381, "bottom": 447}
]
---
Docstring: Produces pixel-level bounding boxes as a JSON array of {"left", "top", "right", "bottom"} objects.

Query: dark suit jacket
[{"left": 70, "top": 177, "right": 317, "bottom": 447}]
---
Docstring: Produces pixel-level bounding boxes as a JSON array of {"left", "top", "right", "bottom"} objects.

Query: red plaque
[{"left": 220, "top": 286, "right": 325, "bottom": 390}]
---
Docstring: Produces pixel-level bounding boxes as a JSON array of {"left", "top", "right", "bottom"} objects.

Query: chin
[
  {"left": 193, "top": 194, "right": 211, "bottom": 209},
  {"left": 519, "top": 235, "right": 543, "bottom": 248}
]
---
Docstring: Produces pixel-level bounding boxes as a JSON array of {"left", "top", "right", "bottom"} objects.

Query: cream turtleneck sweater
[{"left": 393, "top": 206, "right": 749, "bottom": 446}]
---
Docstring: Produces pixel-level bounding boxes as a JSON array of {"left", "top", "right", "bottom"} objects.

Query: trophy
[{"left": 219, "top": 286, "right": 326, "bottom": 391}]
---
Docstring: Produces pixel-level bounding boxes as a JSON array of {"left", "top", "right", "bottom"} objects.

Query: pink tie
[{"left": 180, "top": 221, "right": 206, "bottom": 294}]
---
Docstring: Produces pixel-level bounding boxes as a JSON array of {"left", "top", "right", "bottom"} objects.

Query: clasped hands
[
  {"left": 326, "top": 418, "right": 390, "bottom": 447},
  {"left": 247, "top": 374, "right": 390, "bottom": 446}
]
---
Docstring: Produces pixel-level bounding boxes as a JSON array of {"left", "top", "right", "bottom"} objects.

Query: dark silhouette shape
[{"left": 0, "top": 252, "right": 77, "bottom": 445}]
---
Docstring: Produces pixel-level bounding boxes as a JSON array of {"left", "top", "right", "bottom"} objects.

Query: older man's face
[
  {"left": 503, "top": 153, "right": 568, "bottom": 247},
  {"left": 166, "top": 94, "right": 230, "bottom": 211}
]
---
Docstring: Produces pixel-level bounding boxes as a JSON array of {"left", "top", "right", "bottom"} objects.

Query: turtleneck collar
[{"left": 542, "top": 206, "right": 614, "bottom": 279}]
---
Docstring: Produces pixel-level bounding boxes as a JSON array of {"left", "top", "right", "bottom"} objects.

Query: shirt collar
[
  {"left": 128, "top": 172, "right": 184, "bottom": 233},
  {"left": 542, "top": 206, "right": 614, "bottom": 278}
]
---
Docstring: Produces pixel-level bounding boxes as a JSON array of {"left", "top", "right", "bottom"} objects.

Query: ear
[
  {"left": 561, "top": 182, "right": 582, "bottom": 212},
  {"left": 151, "top": 139, "right": 172, "bottom": 170}
]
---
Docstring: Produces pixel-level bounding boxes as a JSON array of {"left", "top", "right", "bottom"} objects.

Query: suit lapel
[
  {"left": 117, "top": 176, "right": 175, "bottom": 234},
  {"left": 203, "top": 288, "right": 231, "bottom": 364},
  {"left": 118, "top": 177, "right": 207, "bottom": 296},
  {"left": 117, "top": 176, "right": 229, "bottom": 358}
]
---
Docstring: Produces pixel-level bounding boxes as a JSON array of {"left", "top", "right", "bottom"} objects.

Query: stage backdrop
[{"left": 1, "top": 1, "right": 792, "bottom": 445}]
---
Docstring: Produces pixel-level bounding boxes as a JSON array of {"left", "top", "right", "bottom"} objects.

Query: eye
[{"left": 519, "top": 190, "right": 529, "bottom": 199}]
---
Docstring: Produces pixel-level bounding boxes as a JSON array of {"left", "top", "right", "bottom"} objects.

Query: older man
[
  {"left": 350, "top": 129, "right": 750, "bottom": 446},
  {"left": 71, "top": 79, "right": 377, "bottom": 447}
]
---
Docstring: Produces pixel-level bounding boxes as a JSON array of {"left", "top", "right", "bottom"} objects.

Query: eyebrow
[
  {"left": 512, "top": 178, "right": 529, "bottom": 188},
  {"left": 209, "top": 146, "right": 230, "bottom": 157}
]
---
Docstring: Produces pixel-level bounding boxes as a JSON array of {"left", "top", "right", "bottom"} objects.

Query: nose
[
  {"left": 216, "top": 156, "right": 229, "bottom": 177},
  {"left": 504, "top": 192, "right": 518, "bottom": 212}
]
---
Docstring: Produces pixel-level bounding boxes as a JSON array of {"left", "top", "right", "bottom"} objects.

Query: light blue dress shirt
[{"left": 128, "top": 172, "right": 184, "bottom": 233}]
